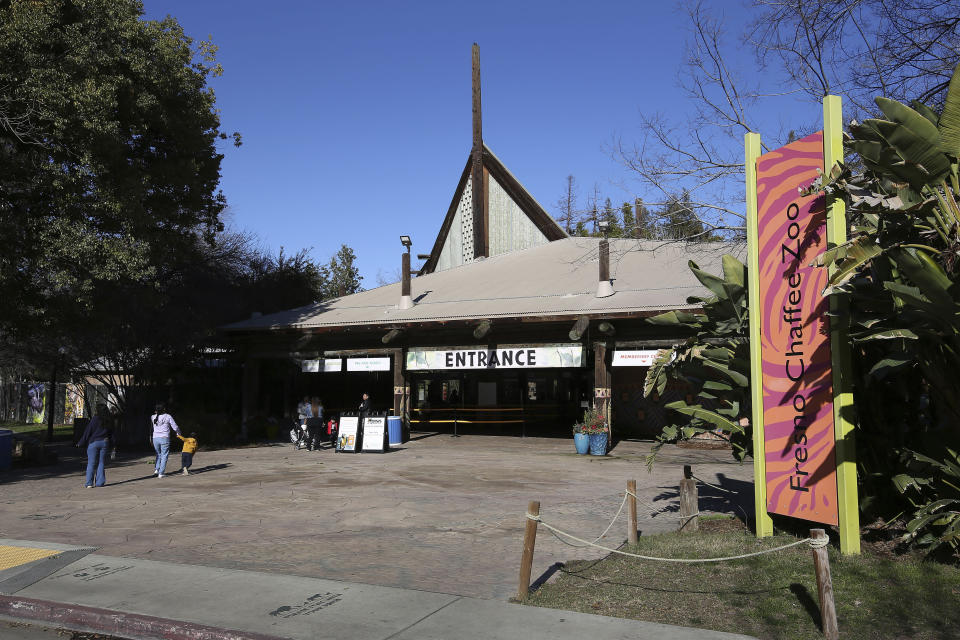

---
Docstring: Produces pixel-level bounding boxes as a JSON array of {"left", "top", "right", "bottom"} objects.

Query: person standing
[
  {"left": 306, "top": 396, "right": 324, "bottom": 450},
  {"left": 76, "top": 403, "right": 111, "bottom": 488},
  {"left": 359, "top": 392, "right": 372, "bottom": 417},
  {"left": 150, "top": 403, "right": 181, "bottom": 478}
]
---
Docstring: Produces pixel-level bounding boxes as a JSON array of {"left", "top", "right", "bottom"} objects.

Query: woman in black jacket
[{"left": 77, "top": 404, "right": 111, "bottom": 488}]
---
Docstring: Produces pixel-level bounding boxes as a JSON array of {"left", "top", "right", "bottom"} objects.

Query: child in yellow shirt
[{"left": 176, "top": 432, "right": 199, "bottom": 475}]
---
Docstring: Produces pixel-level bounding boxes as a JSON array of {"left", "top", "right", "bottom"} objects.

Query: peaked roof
[
  {"left": 419, "top": 143, "right": 566, "bottom": 275},
  {"left": 224, "top": 238, "right": 743, "bottom": 332}
]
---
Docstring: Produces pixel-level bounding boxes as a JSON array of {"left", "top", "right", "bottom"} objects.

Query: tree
[
  {"left": 621, "top": 202, "right": 636, "bottom": 238},
  {"left": 615, "top": 0, "right": 960, "bottom": 243},
  {"left": 749, "top": 0, "right": 960, "bottom": 116},
  {"left": 601, "top": 197, "right": 623, "bottom": 236},
  {"left": 0, "top": 0, "right": 239, "bottom": 334},
  {"left": 554, "top": 175, "right": 578, "bottom": 234},
  {"left": 321, "top": 245, "right": 363, "bottom": 298}
]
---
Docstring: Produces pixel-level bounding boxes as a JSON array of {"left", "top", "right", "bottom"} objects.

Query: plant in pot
[
  {"left": 579, "top": 407, "right": 609, "bottom": 456},
  {"left": 572, "top": 421, "right": 590, "bottom": 455}
]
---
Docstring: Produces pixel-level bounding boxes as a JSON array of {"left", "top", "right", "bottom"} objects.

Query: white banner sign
[
  {"left": 406, "top": 344, "right": 582, "bottom": 370},
  {"left": 302, "top": 359, "right": 343, "bottom": 372},
  {"left": 361, "top": 416, "right": 386, "bottom": 452},
  {"left": 347, "top": 357, "right": 391, "bottom": 372},
  {"left": 612, "top": 350, "right": 666, "bottom": 367}
]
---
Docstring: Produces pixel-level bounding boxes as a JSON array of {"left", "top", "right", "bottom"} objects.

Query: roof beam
[
  {"left": 381, "top": 328, "right": 404, "bottom": 344},
  {"left": 472, "top": 319, "right": 492, "bottom": 340},
  {"left": 568, "top": 315, "right": 590, "bottom": 341},
  {"left": 597, "top": 321, "right": 616, "bottom": 336}
]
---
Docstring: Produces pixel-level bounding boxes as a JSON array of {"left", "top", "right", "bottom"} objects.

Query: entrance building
[{"left": 222, "top": 45, "right": 738, "bottom": 440}]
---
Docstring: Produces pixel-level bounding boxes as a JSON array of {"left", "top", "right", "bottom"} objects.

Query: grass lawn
[
  {"left": 0, "top": 420, "right": 74, "bottom": 441},
  {"left": 525, "top": 517, "right": 960, "bottom": 640}
]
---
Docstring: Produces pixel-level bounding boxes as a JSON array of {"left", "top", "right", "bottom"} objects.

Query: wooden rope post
[
  {"left": 810, "top": 529, "right": 839, "bottom": 640},
  {"left": 517, "top": 500, "right": 540, "bottom": 601},
  {"left": 627, "top": 480, "right": 638, "bottom": 545},
  {"left": 679, "top": 471, "right": 699, "bottom": 533}
]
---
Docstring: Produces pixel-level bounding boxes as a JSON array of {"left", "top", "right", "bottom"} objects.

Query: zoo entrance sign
[
  {"left": 406, "top": 344, "right": 582, "bottom": 370},
  {"left": 746, "top": 95, "right": 859, "bottom": 554}
]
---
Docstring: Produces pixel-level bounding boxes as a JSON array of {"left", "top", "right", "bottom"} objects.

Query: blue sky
[{"left": 140, "top": 1, "right": 812, "bottom": 287}]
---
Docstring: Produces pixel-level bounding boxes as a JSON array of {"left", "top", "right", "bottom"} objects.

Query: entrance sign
[
  {"left": 337, "top": 415, "right": 359, "bottom": 452},
  {"left": 302, "top": 359, "right": 343, "bottom": 372},
  {"left": 406, "top": 344, "right": 582, "bottom": 370},
  {"left": 361, "top": 416, "right": 386, "bottom": 452},
  {"left": 347, "top": 357, "right": 390, "bottom": 372},
  {"left": 754, "top": 131, "right": 839, "bottom": 526},
  {"left": 612, "top": 350, "right": 663, "bottom": 367},
  {"left": 747, "top": 94, "right": 859, "bottom": 554}
]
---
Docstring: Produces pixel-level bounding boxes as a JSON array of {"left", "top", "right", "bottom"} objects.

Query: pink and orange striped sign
[{"left": 755, "top": 131, "right": 839, "bottom": 526}]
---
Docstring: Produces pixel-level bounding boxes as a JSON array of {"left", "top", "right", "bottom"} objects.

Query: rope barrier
[
  {"left": 625, "top": 489, "right": 692, "bottom": 522},
  {"left": 526, "top": 512, "right": 816, "bottom": 563},
  {"left": 692, "top": 474, "right": 738, "bottom": 495},
  {"left": 543, "top": 491, "right": 632, "bottom": 548}
]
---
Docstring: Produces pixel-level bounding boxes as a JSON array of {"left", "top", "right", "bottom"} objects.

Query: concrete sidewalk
[{"left": 0, "top": 539, "right": 757, "bottom": 640}]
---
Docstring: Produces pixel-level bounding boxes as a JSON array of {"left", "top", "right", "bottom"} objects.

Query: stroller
[{"left": 289, "top": 420, "right": 309, "bottom": 450}]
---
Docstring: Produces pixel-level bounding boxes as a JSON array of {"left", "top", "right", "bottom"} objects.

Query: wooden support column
[
  {"left": 593, "top": 342, "right": 611, "bottom": 431},
  {"left": 241, "top": 356, "right": 260, "bottom": 441},
  {"left": 392, "top": 348, "right": 404, "bottom": 418}
]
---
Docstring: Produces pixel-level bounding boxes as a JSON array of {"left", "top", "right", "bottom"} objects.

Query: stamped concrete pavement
[{"left": 0, "top": 435, "right": 753, "bottom": 600}]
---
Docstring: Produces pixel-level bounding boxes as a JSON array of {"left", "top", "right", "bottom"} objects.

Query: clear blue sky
[{"left": 140, "top": 0, "right": 809, "bottom": 287}]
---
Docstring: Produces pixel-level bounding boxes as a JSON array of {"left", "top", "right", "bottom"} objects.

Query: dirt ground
[{"left": 0, "top": 434, "right": 754, "bottom": 599}]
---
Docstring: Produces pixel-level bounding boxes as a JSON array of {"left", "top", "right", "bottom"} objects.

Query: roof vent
[
  {"left": 596, "top": 238, "right": 614, "bottom": 298},
  {"left": 399, "top": 248, "right": 414, "bottom": 310}
]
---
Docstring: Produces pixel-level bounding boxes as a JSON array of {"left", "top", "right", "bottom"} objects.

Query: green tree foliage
[
  {"left": 811, "top": 62, "right": 960, "bottom": 553},
  {"left": 0, "top": 0, "right": 238, "bottom": 330},
  {"left": 643, "top": 255, "right": 752, "bottom": 466},
  {"left": 621, "top": 202, "right": 636, "bottom": 238},
  {"left": 320, "top": 244, "right": 363, "bottom": 298}
]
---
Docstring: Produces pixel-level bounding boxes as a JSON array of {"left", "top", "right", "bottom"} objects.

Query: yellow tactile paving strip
[{"left": 0, "top": 545, "right": 61, "bottom": 571}]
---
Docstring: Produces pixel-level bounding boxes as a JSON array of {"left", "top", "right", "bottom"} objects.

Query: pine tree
[
  {"left": 621, "top": 202, "right": 635, "bottom": 238},
  {"left": 321, "top": 245, "right": 363, "bottom": 298}
]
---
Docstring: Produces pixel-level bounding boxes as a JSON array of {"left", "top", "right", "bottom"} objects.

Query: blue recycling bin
[
  {"left": 0, "top": 429, "right": 13, "bottom": 471},
  {"left": 387, "top": 416, "right": 402, "bottom": 447}
]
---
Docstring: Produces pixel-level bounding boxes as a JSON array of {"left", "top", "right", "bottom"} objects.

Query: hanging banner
[
  {"left": 612, "top": 350, "right": 665, "bottom": 367},
  {"left": 323, "top": 359, "right": 342, "bottom": 372},
  {"left": 301, "top": 359, "right": 319, "bottom": 373},
  {"left": 346, "top": 357, "right": 390, "bottom": 372},
  {"left": 406, "top": 344, "right": 582, "bottom": 370},
  {"left": 755, "top": 131, "right": 838, "bottom": 526}
]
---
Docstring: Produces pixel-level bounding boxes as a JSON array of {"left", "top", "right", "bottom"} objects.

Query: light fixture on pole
[
  {"left": 400, "top": 235, "right": 412, "bottom": 250},
  {"left": 597, "top": 219, "right": 610, "bottom": 237}
]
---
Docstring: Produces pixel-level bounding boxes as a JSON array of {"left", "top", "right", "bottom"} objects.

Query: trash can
[
  {"left": 0, "top": 429, "right": 13, "bottom": 471},
  {"left": 387, "top": 416, "right": 402, "bottom": 447}
]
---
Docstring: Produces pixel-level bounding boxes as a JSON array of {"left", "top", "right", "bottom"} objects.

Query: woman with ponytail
[{"left": 150, "top": 403, "right": 181, "bottom": 478}]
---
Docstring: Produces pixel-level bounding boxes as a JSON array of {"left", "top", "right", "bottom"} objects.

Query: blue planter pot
[
  {"left": 588, "top": 433, "right": 608, "bottom": 456},
  {"left": 574, "top": 433, "right": 590, "bottom": 455}
]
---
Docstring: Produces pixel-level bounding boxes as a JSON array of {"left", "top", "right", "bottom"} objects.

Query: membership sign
[{"left": 755, "top": 131, "right": 838, "bottom": 526}]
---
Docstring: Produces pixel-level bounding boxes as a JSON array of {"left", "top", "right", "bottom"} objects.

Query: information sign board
[
  {"left": 337, "top": 415, "right": 359, "bottom": 452},
  {"left": 361, "top": 416, "right": 386, "bottom": 452}
]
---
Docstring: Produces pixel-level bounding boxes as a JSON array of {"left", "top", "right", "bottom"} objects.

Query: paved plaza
[{"left": 1, "top": 435, "right": 754, "bottom": 600}]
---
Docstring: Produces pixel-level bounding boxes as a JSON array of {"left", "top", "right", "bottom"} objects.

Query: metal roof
[{"left": 223, "top": 238, "right": 744, "bottom": 332}]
